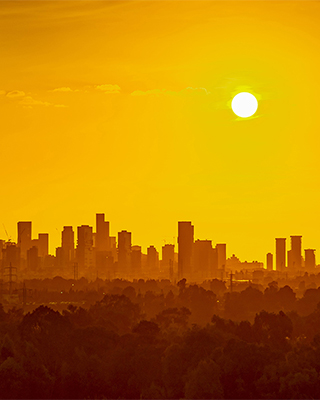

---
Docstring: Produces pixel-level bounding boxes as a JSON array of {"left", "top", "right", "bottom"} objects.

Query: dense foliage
[{"left": 2, "top": 281, "right": 320, "bottom": 398}]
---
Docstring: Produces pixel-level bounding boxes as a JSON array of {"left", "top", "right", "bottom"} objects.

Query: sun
[{"left": 231, "top": 92, "right": 258, "bottom": 118}]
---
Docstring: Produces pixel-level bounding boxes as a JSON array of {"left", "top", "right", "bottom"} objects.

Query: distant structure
[
  {"left": 305, "top": 249, "right": 316, "bottom": 270},
  {"left": 290, "top": 236, "right": 302, "bottom": 270},
  {"left": 1, "top": 215, "right": 316, "bottom": 282},
  {"left": 216, "top": 243, "right": 227, "bottom": 272},
  {"left": 178, "top": 221, "right": 194, "bottom": 280},
  {"left": 96, "top": 213, "right": 110, "bottom": 252},
  {"left": 193, "top": 239, "right": 213, "bottom": 280},
  {"left": 27, "top": 246, "right": 38, "bottom": 271},
  {"left": 2, "top": 242, "right": 20, "bottom": 269},
  {"left": 76, "top": 225, "right": 94, "bottom": 273},
  {"left": 266, "top": 252, "right": 273, "bottom": 271},
  {"left": 162, "top": 244, "right": 175, "bottom": 278},
  {"left": 147, "top": 245, "right": 159, "bottom": 277},
  {"left": 131, "top": 245, "right": 142, "bottom": 277},
  {"left": 61, "top": 226, "right": 75, "bottom": 268},
  {"left": 276, "top": 238, "right": 286, "bottom": 271},
  {"left": 95, "top": 214, "right": 110, "bottom": 273},
  {"left": 37, "top": 233, "right": 49, "bottom": 258},
  {"left": 17, "top": 221, "right": 32, "bottom": 261},
  {"left": 118, "top": 230, "right": 131, "bottom": 277}
]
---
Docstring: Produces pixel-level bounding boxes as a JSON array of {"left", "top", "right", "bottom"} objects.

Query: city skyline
[
  {"left": 1, "top": 1, "right": 320, "bottom": 265},
  {"left": 1, "top": 214, "right": 318, "bottom": 280}
]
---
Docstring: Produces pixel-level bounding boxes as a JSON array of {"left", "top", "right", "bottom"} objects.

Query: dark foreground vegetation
[{"left": 2, "top": 279, "right": 320, "bottom": 398}]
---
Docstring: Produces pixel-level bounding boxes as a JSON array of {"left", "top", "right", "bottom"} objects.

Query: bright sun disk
[{"left": 231, "top": 92, "right": 258, "bottom": 118}]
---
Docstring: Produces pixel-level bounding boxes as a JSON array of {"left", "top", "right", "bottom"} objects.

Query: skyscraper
[
  {"left": 290, "top": 236, "right": 302, "bottom": 270},
  {"left": 147, "top": 245, "right": 159, "bottom": 278},
  {"left": 162, "top": 244, "right": 175, "bottom": 280},
  {"left": 276, "top": 238, "right": 286, "bottom": 271},
  {"left": 216, "top": 243, "right": 227, "bottom": 273},
  {"left": 38, "top": 233, "right": 49, "bottom": 258},
  {"left": 118, "top": 230, "right": 131, "bottom": 277},
  {"left": 162, "top": 244, "right": 174, "bottom": 266},
  {"left": 193, "top": 239, "right": 213, "bottom": 280},
  {"left": 96, "top": 213, "right": 110, "bottom": 252},
  {"left": 76, "top": 225, "right": 94, "bottom": 273},
  {"left": 266, "top": 252, "right": 273, "bottom": 271},
  {"left": 178, "top": 221, "right": 194, "bottom": 280},
  {"left": 17, "top": 221, "right": 32, "bottom": 260},
  {"left": 62, "top": 226, "right": 75, "bottom": 268},
  {"left": 305, "top": 249, "right": 316, "bottom": 270},
  {"left": 27, "top": 246, "right": 38, "bottom": 271},
  {"left": 131, "top": 245, "right": 142, "bottom": 278}
]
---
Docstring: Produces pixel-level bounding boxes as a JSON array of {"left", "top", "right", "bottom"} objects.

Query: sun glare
[{"left": 231, "top": 92, "right": 258, "bottom": 118}]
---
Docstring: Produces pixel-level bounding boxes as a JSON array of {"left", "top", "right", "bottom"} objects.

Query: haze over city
[
  {"left": 1, "top": 2, "right": 320, "bottom": 399},
  {"left": 1, "top": 1, "right": 320, "bottom": 262}
]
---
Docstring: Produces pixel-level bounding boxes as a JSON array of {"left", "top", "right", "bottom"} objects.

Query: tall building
[
  {"left": 266, "top": 252, "right": 273, "bottom": 271},
  {"left": 2, "top": 242, "right": 20, "bottom": 269},
  {"left": 290, "top": 236, "right": 302, "bottom": 270},
  {"left": 62, "top": 226, "right": 75, "bottom": 268},
  {"left": 118, "top": 230, "right": 131, "bottom": 277},
  {"left": 178, "top": 221, "right": 194, "bottom": 280},
  {"left": 147, "top": 245, "right": 159, "bottom": 278},
  {"left": 276, "top": 238, "right": 286, "bottom": 271},
  {"left": 131, "top": 245, "right": 142, "bottom": 278},
  {"left": 17, "top": 221, "right": 32, "bottom": 260},
  {"left": 76, "top": 225, "right": 94, "bottom": 273},
  {"left": 193, "top": 240, "right": 213, "bottom": 280},
  {"left": 216, "top": 243, "right": 227, "bottom": 273},
  {"left": 96, "top": 213, "right": 110, "bottom": 252},
  {"left": 162, "top": 244, "right": 175, "bottom": 267},
  {"left": 38, "top": 233, "right": 49, "bottom": 258},
  {"left": 305, "top": 249, "right": 316, "bottom": 270},
  {"left": 162, "top": 244, "right": 175, "bottom": 280},
  {"left": 27, "top": 246, "right": 38, "bottom": 271}
]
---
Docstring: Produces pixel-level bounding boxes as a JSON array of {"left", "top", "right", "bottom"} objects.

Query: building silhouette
[
  {"left": 118, "top": 230, "right": 131, "bottom": 277},
  {"left": 216, "top": 243, "right": 226, "bottom": 276},
  {"left": 276, "top": 238, "right": 286, "bottom": 271},
  {"left": 76, "top": 225, "right": 94, "bottom": 273},
  {"left": 162, "top": 244, "right": 175, "bottom": 278},
  {"left": 193, "top": 239, "right": 213, "bottom": 280},
  {"left": 305, "top": 249, "right": 316, "bottom": 270},
  {"left": 37, "top": 233, "right": 49, "bottom": 258},
  {"left": 290, "top": 236, "right": 302, "bottom": 270},
  {"left": 266, "top": 252, "right": 273, "bottom": 271},
  {"left": 17, "top": 221, "right": 32, "bottom": 261},
  {"left": 131, "top": 245, "right": 142, "bottom": 278},
  {"left": 147, "top": 245, "right": 159, "bottom": 278},
  {"left": 61, "top": 226, "right": 75, "bottom": 269},
  {"left": 2, "top": 241, "right": 20, "bottom": 269},
  {"left": 178, "top": 221, "right": 194, "bottom": 280},
  {"left": 27, "top": 246, "right": 38, "bottom": 271},
  {"left": 96, "top": 213, "right": 110, "bottom": 252}
]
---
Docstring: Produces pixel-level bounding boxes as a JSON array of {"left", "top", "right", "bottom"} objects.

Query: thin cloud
[
  {"left": 7, "top": 90, "right": 26, "bottom": 98},
  {"left": 131, "top": 87, "right": 210, "bottom": 96},
  {"left": 5, "top": 89, "right": 66, "bottom": 108},
  {"left": 50, "top": 87, "right": 78, "bottom": 93},
  {"left": 95, "top": 84, "right": 121, "bottom": 94},
  {"left": 19, "top": 96, "right": 52, "bottom": 107},
  {"left": 49, "top": 84, "right": 121, "bottom": 94}
]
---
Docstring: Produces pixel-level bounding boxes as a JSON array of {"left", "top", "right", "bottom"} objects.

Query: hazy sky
[{"left": 1, "top": 1, "right": 320, "bottom": 261}]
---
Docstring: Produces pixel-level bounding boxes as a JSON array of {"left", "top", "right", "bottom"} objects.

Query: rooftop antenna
[{"left": 2, "top": 224, "right": 11, "bottom": 242}]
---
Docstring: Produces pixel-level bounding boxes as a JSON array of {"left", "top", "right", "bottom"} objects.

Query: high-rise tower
[
  {"left": 178, "top": 221, "right": 194, "bottom": 280},
  {"left": 290, "top": 236, "right": 302, "bottom": 270},
  {"left": 17, "top": 221, "right": 32, "bottom": 261},
  {"left": 96, "top": 213, "right": 110, "bottom": 252},
  {"left": 276, "top": 238, "right": 286, "bottom": 271}
]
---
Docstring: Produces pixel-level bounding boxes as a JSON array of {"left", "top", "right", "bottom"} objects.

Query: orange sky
[{"left": 1, "top": 1, "right": 320, "bottom": 262}]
